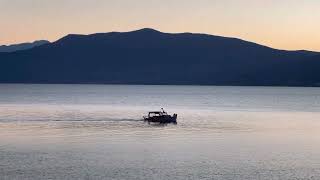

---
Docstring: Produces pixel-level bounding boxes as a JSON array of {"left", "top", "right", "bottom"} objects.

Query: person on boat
[{"left": 161, "top": 108, "right": 167, "bottom": 115}]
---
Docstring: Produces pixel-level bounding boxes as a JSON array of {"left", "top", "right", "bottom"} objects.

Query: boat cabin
[{"left": 147, "top": 111, "right": 168, "bottom": 117}]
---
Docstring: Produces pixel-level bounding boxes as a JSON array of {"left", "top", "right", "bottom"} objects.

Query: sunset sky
[{"left": 1, "top": 0, "right": 320, "bottom": 51}]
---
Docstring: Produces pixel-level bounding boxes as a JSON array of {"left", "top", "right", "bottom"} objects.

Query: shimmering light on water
[{"left": 1, "top": 84, "right": 320, "bottom": 179}]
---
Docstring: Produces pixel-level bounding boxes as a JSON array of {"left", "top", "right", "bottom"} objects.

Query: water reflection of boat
[{"left": 143, "top": 108, "right": 177, "bottom": 124}]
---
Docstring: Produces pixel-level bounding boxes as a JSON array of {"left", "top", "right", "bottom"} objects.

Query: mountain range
[
  {"left": 0, "top": 28, "right": 320, "bottom": 86},
  {"left": 0, "top": 40, "right": 50, "bottom": 53}
]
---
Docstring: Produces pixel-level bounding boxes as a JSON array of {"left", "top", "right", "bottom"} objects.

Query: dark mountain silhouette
[
  {"left": 0, "top": 40, "right": 50, "bottom": 53},
  {"left": 0, "top": 28, "right": 319, "bottom": 86}
]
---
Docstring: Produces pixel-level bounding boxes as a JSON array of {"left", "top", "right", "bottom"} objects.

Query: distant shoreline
[
  {"left": 1, "top": 82, "right": 320, "bottom": 88},
  {"left": 1, "top": 28, "right": 320, "bottom": 87}
]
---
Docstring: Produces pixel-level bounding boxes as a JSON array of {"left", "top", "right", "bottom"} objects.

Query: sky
[{"left": 0, "top": 0, "right": 320, "bottom": 51}]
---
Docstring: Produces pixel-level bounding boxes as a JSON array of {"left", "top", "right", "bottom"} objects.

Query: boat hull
[{"left": 144, "top": 114, "right": 177, "bottom": 124}]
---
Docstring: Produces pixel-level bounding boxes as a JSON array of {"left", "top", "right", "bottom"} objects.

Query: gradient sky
[{"left": 1, "top": 0, "right": 320, "bottom": 51}]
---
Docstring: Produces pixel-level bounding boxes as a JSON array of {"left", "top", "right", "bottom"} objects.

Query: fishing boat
[{"left": 143, "top": 108, "right": 177, "bottom": 124}]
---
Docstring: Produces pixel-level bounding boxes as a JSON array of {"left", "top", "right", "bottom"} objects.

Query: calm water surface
[{"left": 1, "top": 84, "right": 320, "bottom": 180}]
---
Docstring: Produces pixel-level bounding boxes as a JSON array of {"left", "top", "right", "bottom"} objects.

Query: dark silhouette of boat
[{"left": 143, "top": 108, "right": 177, "bottom": 124}]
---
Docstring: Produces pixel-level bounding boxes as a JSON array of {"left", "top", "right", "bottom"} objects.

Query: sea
[{"left": 1, "top": 84, "right": 320, "bottom": 180}]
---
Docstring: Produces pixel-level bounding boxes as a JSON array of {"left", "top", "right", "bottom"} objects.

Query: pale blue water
[{"left": 1, "top": 84, "right": 320, "bottom": 180}]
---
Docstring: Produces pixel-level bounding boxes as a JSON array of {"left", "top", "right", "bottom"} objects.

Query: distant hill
[
  {"left": 0, "top": 40, "right": 50, "bottom": 52},
  {"left": 0, "top": 28, "right": 319, "bottom": 86}
]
